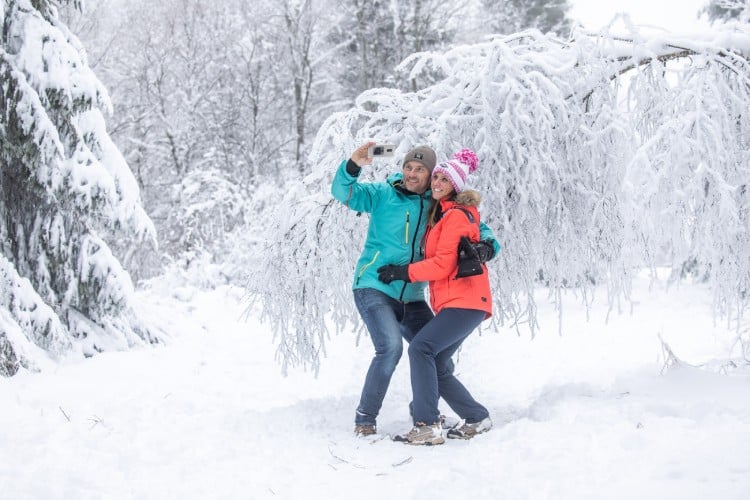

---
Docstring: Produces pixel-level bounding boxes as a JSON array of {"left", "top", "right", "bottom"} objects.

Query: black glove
[
  {"left": 473, "top": 240, "right": 495, "bottom": 263},
  {"left": 456, "top": 236, "right": 484, "bottom": 278},
  {"left": 377, "top": 264, "right": 411, "bottom": 284}
]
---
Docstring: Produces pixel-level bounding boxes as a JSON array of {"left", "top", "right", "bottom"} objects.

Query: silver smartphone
[{"left": 367, "top": 144, "right": 396, "bottom": 158}]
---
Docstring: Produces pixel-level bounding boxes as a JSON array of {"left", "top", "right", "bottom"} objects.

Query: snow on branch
[
  {"left": 0, "top": 253, "right": 73, "bottom": 375},
  {"left": 1, "top": 0, "right": 161, "bottom": 375},
  {"left": 257, "top": 23, "right": 750, "bottom": 372},
  {"left": 247, "top": 175, "right": 364, "bottom": 375}
]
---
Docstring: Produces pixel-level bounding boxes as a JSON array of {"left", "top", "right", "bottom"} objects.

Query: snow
[
  {"left": 0, "top": 253, "right": 72, "bottom": 367},
  {"left": 1, "top": 272, "right": 749, "bottom": 499}
]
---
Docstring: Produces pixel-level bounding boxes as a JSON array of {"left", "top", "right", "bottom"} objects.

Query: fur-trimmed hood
[{"left": 454, "top": 189, "right": 481, "bottom": 207}]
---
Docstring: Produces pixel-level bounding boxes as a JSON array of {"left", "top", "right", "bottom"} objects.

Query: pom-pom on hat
[{"left": 432, "top": 148, "right": 479, "bottom": 193}]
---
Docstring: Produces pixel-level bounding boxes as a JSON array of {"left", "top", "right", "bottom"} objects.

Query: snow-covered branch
[
  {"left": 0, "top": 0, "right": 160, "bottom": 375},
  {"left": 254, "top": 22, "right": 750, "bottom": 372}
]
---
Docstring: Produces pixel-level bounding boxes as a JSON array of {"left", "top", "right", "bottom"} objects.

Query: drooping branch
[
  {"left": 256, "top": 22, "right": 750, "bottom": 372},
  {"left": 567, "top": 31, "right": 750, "bottom": 103},
  {"left": 580, "top": 48, "right": 697, "bottom": 105}
]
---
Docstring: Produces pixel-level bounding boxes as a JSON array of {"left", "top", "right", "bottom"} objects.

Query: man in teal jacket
[{"left": 331, "top": 142, "right": 500, "bottom": 436}]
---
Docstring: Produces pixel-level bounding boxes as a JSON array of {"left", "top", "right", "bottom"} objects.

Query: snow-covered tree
[
  {"left": 253, "top": 22, "right": 750, "bottom": 373},
  {"left": 282, "top": 0, "right": 317, "bottom": 168},
  {"left": 63, "top": 0, "right": 550, "bottom": 282},
  {"left": 479, "top": 0, "right": 574, "bottom": 37},
  {"left": 0, "top": 0, "right": 158, "bottom": 375},
  {"left": 702, "top": 0, "right": 750, "bottom": 23},
  {"left": 65, "top": 0, "right": 346, "bottom": 276},
  {"left": 65, "top": 0, "right": 266, "bottom": 274},
  {"left": 327, "top": 0, "right": 464, "bottom": 99}
]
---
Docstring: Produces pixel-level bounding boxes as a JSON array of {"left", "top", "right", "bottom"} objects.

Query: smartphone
[{"left": 367, "top": 144, "right": 395, "bottom": 158}]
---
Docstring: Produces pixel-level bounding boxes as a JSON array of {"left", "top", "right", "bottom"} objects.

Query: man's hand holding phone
[
  {"left": 351, "top": 142, "right": 396, "bottom": 167},
  {"left": 351, "top": 142, "right": 376, "bottom": 167}
]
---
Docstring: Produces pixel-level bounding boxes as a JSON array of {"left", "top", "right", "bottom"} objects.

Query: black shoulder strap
[{"left": 448, "top": 206, "right": 476, "bottom": 224}]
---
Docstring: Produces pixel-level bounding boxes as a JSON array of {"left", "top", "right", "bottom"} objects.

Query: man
[{"left": 331, "top": 142, "right": 499, "bottom": 436}]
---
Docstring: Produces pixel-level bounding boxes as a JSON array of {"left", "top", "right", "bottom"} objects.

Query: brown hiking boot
[
  {"left": 446, "top": 417, "right": 493, "bottom": 439},
  {"left": 393, "top": 423, "right": 445, "bottom": 446},
  {"left": 354, "top": 424, "right": 377, "bottom": 437}
]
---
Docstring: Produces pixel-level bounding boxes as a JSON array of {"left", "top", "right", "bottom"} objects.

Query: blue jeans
[
  {"left": 353, "top": 288, "right": 434, "bottom": 426},
  {"left": 409, "top": 308, "right": 489, "bottom": 425}
]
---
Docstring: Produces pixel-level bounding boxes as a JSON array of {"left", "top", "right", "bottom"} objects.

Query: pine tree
[{"left": 0, "top": 0, "right": 157, "bottom": 376}]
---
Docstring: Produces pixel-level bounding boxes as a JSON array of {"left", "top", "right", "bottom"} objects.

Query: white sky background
[{"left": 571, "top": 0, "right": 712, "bottom": 32}]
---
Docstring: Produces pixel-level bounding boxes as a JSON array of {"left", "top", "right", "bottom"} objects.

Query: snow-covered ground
[{"left": 2, "top": 272, "right": 749, "bottom": 500}]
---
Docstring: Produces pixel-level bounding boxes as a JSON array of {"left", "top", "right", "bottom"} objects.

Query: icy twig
[
  {"left": 58, "top": 406, "right": 71, "bottom": 422},
  {"left": 392, "top": 456, "right": 413, "bottom": 467},
  {"left": 658, "top": 334, "right": 683, "bottom": 374},
  {"left": 327, "top": 444, "right": 365, "bottom": 469},
  {"left": 88, "top": 415, "right": 103, "bottom": 429}
]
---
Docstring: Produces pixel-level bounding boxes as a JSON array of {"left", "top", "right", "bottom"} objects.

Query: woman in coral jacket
[{"left": 377, "top": 149, "right": 494, "bottom": 446}]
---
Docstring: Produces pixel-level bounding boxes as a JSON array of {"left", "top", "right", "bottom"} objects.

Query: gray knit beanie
[{"left": 402, "top": 145, "right": 437, "bottom": 172}]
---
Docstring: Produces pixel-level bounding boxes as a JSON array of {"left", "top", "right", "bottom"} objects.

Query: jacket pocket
[{"left": 356, "top": 250, "right": 380, "bottom": 285}]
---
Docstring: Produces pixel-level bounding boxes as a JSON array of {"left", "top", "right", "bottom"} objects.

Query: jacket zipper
[
  {"left": 399, "top": 198, "right": 426, "bottom": 301},
  {"left": 412, "top": 199, "right": 425, "bottom": 262},
  {"left": 404, "top": 212, "right": 410, "bottom": 244}
]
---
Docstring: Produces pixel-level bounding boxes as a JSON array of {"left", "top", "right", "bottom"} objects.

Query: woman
[{"left": 377, "top": 148, "right": 494, "bottom": 445}]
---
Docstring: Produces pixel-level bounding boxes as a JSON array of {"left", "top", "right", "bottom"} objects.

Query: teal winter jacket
[{"left": 331, "top": 159, "right": 501, "bottom": 303}]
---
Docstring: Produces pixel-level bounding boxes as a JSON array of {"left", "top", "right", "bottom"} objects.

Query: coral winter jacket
[{"left": 407, "top": 192, "right": 493, "bottom": 319}]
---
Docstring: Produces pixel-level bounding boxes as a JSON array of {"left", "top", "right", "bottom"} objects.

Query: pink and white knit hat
[{"left": 432, "top": 148, "right": 479, "bottom": 193}]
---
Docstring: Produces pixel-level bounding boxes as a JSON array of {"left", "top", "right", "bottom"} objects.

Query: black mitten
[
  {"left": 377, "top": 264, "right": 411, "bottom": 284},
  {"left": 472, "top": 240, "right": 495, "bottom": 263},
  {"left": 456, "top": 236, "right": 484, "bottom": 278}
]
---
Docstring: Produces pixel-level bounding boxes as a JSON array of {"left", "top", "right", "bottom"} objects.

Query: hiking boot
[
  {"left": 409, "top": 402, "right": 455, "bottom": 429},
  {"left": 446, "top": 417, "right": 493, "bottom": 439},
  {"left": 394, "top": 423, "right": 445, "bottom": 446},
  {"left": 354, "top": 424, "right": 377, "bottom": 437},
  {"left": 440, "top": 414, "right": 460, "bottom": 429}
]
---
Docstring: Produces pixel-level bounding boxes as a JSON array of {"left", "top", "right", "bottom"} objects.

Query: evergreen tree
[{"left": 0, "top": 0, "right": 157, "bottom": 376}]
